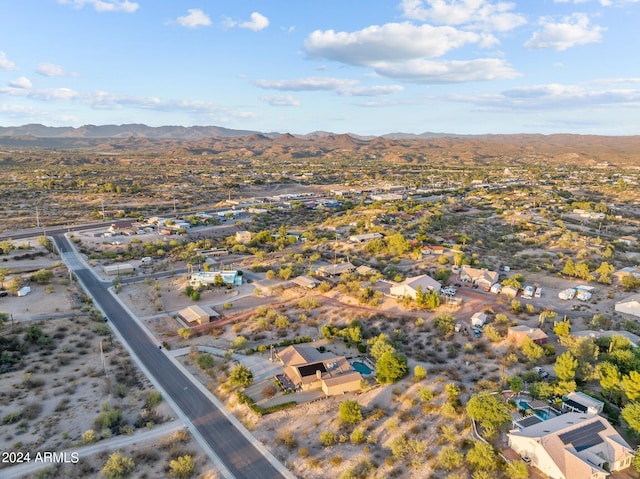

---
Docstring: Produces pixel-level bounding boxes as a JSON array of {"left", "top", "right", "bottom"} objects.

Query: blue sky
[{"left": 1, "top": 0, "right": 639, "bottom": 135}]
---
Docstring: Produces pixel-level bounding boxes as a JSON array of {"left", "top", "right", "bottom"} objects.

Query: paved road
[{"left": 53, "top": 235, "right": 293, "bottom": 479}]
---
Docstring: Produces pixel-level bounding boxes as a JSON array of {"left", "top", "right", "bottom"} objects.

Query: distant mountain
[
  {"left": 0, "top": 123, "right": 271, "bottom": 140},
  {"left": 0, "top": 124, "right": 639, "bottom": 167}
]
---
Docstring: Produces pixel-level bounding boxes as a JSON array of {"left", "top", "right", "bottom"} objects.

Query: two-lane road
[{"left": 53, "top": 235, "right": 292, "bottom": 479}]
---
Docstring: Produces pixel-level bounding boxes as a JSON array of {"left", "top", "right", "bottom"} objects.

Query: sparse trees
[
  {"left": 622, "top": 371, "right": 640, "bottom": 402},
  {"left": 339, "top": 400, "right": 363, "bottom": 425},
  {"left": 521, "top": 337, "right": 544, "bottom": 363},
  {"left": 169, "top": 455, "right": 196, "bottom": 479},
  {"left": 101, "top": 452, "right": 135, "bottom": 479},
  {"left": 375, "top": 351, "right": 408, "bottom": 384},
  {"left": 466, "top": 393, "right": 511, "bottom": 436},
  {"left": 622, "top": 403, "right": 640, "bottom": 435},
  {"left": 230, "top": 364, "right": 253, "bottom": 387},
  {"left": 368, "top": 334, "right": 395, "bottom": 360},
  {"left": 466, "top": 440, "right": 497, "bottom": 472}
]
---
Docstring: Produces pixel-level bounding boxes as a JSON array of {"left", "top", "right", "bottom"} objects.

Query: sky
[{"left": 1, "top": 0, "right": 640, "bottom": 136}]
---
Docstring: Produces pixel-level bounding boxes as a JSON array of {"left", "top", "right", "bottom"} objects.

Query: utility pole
[{"left": 35, "top": 205, "right": 40, "bottom": 227}]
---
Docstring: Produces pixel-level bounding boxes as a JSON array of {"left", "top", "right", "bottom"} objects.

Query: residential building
[
  {"left": 508, "top": 325, "right": 549, "bottom": 345},
  {"left": 189, "top": 271, "right": 242, "bottom": 288},
  {"left": 508, "top": 413, "right": 634, "bottom": 479},
  {"left": 615, "top": 293, "right": 640, "bottom": 318},
  {"left": 349, "top": 232, "right": 384, "bottom": 243},
  {"left": 235, "top": 230, "right": 252, "bottom": 244},
  {"left": 389, "top": 274, "right": 442, "bottom": 299},
  {"left": 276, "top": 345, "right": 362, "bottom": 395},
  {"left": 421, "top": 245, "right": 445, "bottom": 256},
  {"left": 562, "top": 392, "right": 604, "bottom": 415},
  {"left": 459, "top": 266, "right": 499, "bottom": 290},
  {"left": 571, "top": 329, "right": 640, "bottom": 348},
  {"left": 315, "top": 262, "right": 356, "bottom": 277},
  {"left": 470, "top": 312, "right": 488, "bottom": 328},
  {"left": 178, "top": 305, "right": 219, "bottom": 325}
]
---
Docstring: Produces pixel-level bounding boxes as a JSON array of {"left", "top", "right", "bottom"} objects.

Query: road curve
[{"left": 53, "top": 235, "right": 293, "bottom": 479}]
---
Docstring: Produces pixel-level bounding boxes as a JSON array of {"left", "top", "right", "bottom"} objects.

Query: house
[
  {"left": 235, "top": 231, "right": 252, "bottom": 244},
  {"left": 103, "top": 263, "right": 134, "bottom": 276},
  {"left": 614, "top": 293, "right": 640, "bottom": 318},
  {"left": 355, "top": 265, "right": 377, "bottom": 276},
  {"left": 276, "top": 345, "right": 362, "bottom": 395},
  {"left": 617, "top": 235, "right": 637, "bottom": 247},
  {"left": 502, "top": 285, "right": 519, "bottom": 298},
  {"left": 348, "top": 232, "right": 383, "bottom": 243},
  {"left": 389, "top": 274, "right": 442, "bottom": 299},
  {"left": 612, "top": 266, "right": 640, "bottom": 283},
  {"left": 508, "top": 325, "right": 549, "bottom": 345},
  {"left": 291, "top": 275, "right": 318, "bottom": 289},
  {"left": 178, "top": 305, "right": 219, "bottom": 325},
  {"left": 421, "top": 245, "right": 445, "bottom": 256},
  {"left": 108, "top": 220, "right": 135, "bottom": 234},
  {"left": 459, "top": 266, "right": 499, "bottom": 290},
  {"left": 571, "top": 329, "right": 640, "bottom": 348},
  {"left": 189, "top": 271, "right": 242, "bottom": 288},
  {"left": 508, "top": 412, "right": 634, "bottom": 479},
  {"left": 562, "top": 392, "right": 604, "bottom": 415},
  {"left": 470, "top": 312, "right": 487, "bottom": 328},
  {"left": 316, "top": 262, "right": 356, "bottom": 277}
]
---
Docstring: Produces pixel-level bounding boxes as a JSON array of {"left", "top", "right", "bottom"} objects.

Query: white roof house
[
  {"left": 562, "top": 392, "right": 604, "bottom": 415},
  {"left": 389, "top": 274, "right": 441, "bottom": 299},
  {"left": 460, "top": 266, "right": 499, "bottom": 289},
  {"left": 615, "top": 293, "right": 640, "bottom": 318},
  {"left": 470, "top": 312, "right": 488, "bottom": 328},
  {"left": 508, "top": 413, "right": 634, "bottom": 479}
]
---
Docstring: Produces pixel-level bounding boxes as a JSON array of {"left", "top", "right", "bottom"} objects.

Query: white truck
[
  {"left": 559, "top": 288, "right": 575, "bottom": 300},
  {"left": 522, "top": 285, "right": 535, "bottom": 299},
  {"left": 17, "top": 286, "right": 31, "bottom": 297}
]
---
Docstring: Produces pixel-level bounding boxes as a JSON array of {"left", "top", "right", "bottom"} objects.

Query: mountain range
[{"left": 0, "top": 124, "right": 639, "bottom": 167}]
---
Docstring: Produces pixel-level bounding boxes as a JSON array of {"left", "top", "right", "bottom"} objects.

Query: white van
[
  {"left": 534, "top": 287, "right": 542, "bottom": 298},
  {"left": 141, "top": 257, "right": 152, "bottom": 264}
]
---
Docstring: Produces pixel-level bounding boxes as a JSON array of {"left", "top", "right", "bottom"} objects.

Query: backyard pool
[{"left": 351, "top": 361, "right": 373, "bottom": 375}]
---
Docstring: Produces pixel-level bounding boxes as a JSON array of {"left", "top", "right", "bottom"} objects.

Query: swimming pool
[{"left": 351, "top": 361, "right": 373, "bottom": 375}]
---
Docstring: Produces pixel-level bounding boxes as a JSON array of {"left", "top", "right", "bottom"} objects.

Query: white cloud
[
  {"left": 372, "top": 58, "right": 520, "bottom": 83},
  {"left": 9, "top": 76, "right": 32, "bottom": 89},
  {"left": 260, "top": 95, "right": 301, "bottom": 107},
  {"left": 254, "top": 77, "right": 405, "bottom": 96},
  {"left": 37, "top": 63, "right": 69, "bottom": 77},
  {"left": 525, "top": 13, "right": 604, "bottom": 51},
  {"left": 454, "top": 82, "right": 640, "bottom": 110},
  {"left": 0, "top": 51, "right": 16, "bottom": 70},
  {"left": 240, "top": 12, "right": 270, "bottom": 31},
  {"left": 57, "top": 0, "right": 139, "bottom": 13},
  {"left": 400, "top": 0, "right": 527, "bottom": 32},
  {"left": 176, "top": 9, "right": 212, "bottom": 29},
  {"left": 554, "top": 0, "right": 640, "bottom": 5},
  {"left": 305, "top": 22, "right": 492, "bottom": 65},
  {"left": 225, "top": 12, "right": 270, "bottom": 31},
  {"left": 255, "top": 77, "right": 359, "bottom": 92}
]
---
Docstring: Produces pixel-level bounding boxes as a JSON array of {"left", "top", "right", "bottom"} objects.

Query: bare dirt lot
[{"left": 0, "top": 242, "right": 214, "bottom": 479}]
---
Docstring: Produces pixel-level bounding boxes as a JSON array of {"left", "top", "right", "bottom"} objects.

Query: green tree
[
  {"left": 562, "top": 258, "right": 576, "bottom": 277},
  {"left": 553, "top": 318, "right": 571, "bottom": 337},
  {"left": 574, "top": 262, "right": 595, "bottom": 281},
  {"left": 554, "top": 351, "right": 578, "bottom": 382},
  {"left": 229, "top": 336, "right": 248, "bottom": 350},
  {"left": 376, "top": 351, "right": 408, "bottom": 384},
  {"left": 466, "top": 393, "right": 511, "bottom": 435},
  {"left": 622, "top": 370, "right": 640, "bottom": 402},
  {"left": 339, "top": 400, "right": 363, "bottom": 425},
  {"left": 320, "top": 430, "right": 337, "bottom": 447},
  {"left": 31, "top": 269, "right": 53, "bottom": 284},
  {"left": 196, "top": 353, "right": 214, "bottom": 370},
  {"left": 177, "top": 328, "right": 192, "bottom": 340},
  {"left": 622, "top": 274, "right": 640, "bottom": 289},
  {"left": 433, "top": 313, "right": 456, "bottom": 337},
  {"left": 368, "top": 334, "right": 395, "bottom": 360},
  {"left": 0, "top": 239, "right": 16, "bottom": 255},
  {"left": 634, "top": 447, "right": 640, "bottom": 474},
  {"left": 622, "top": 403, "right": 640, "bottom": 435},
  {"left": 521, "top": 337, "right": 544, "bottom": 363},
  {"left": 101, "top": 452, "right": 135, "bottom": 479},
  {"left": 509, "top": 376, "right": 524, "bottom": 394},
  {"left": 466, "top": 440, "right": 497, "bottom": 472},
  {"left": 386, "top": 232, "right": 410, "bottom": 256},
  {"left": 169, "top": 455, "right": 196, "bottom": 479},
  {"left": 414, "top": 365, "right": 427, "bottom": 381},
  {"left": 229, "top": 364, "right": 253, "bottom": 387},
  {"left": 505, "top": 459, "right": 529, "bottom": 479},
  {"left": 594, "top": 261, "right": 614, "bottom": 284},
  {"left": 597, "top": 361, "right": 621, "bottom": 401}
]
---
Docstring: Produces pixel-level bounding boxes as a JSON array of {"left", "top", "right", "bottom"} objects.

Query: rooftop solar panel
[
  {"left": 559, "top": 421, "right": 606, "bottom": 452},
  {"left": 297, "top": 362, "right": 327, "bottom": 377}
]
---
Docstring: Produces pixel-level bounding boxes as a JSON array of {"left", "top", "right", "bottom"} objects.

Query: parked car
[{"left": 473, "top": 328, "right": 482, "bottom": 338}]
